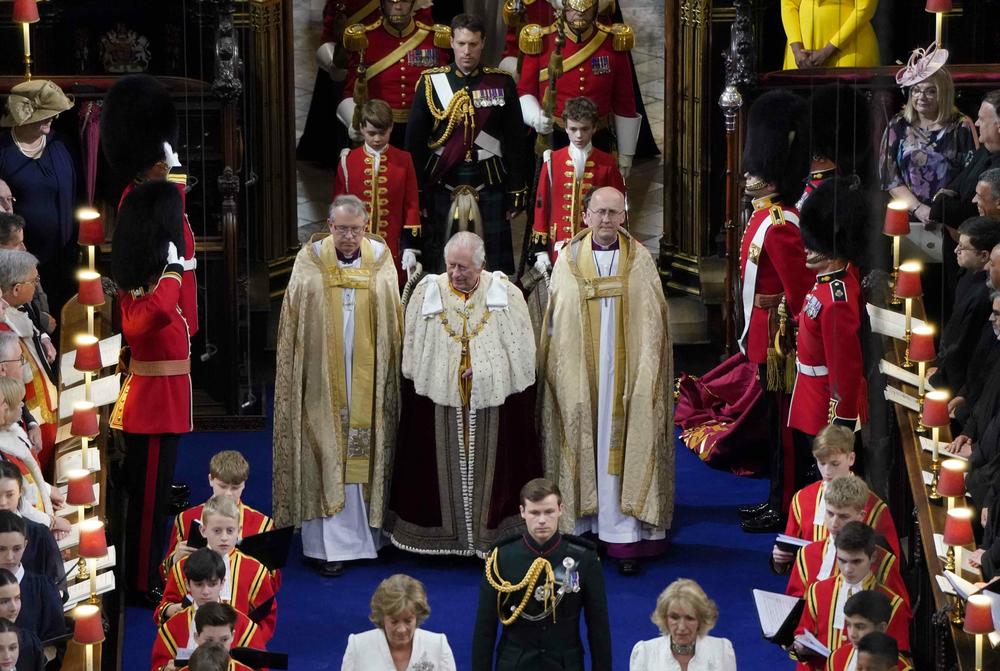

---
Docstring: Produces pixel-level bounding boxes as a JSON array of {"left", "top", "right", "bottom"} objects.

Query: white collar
[
  {"left": 13, "top": 564, "right": 23, "bottom": 583},
  {"left": 364, "top": 143, "right": 387, "bottom": 157},
  {"left": 818, "top": 537, "right": 837, "bottom": 580}
]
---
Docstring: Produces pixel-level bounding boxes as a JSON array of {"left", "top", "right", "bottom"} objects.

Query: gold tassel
[
  {"left": 766, "top": 346, "right": 783, "bottom": 392},
  {"left": 432, "top": 23, "right": 452, "bottom": 49},
  {"left": 519, "top": 24, "right": 545, "bottom": 55},
  {"left": 547, "top": 48, "right": 563, "bottom": 80},
  {"left": 342, "top": 23, "right": 369, "bottom": 52},
  {"left": 502, "top": 0, "right": 522, "bottom": 27},
  {"left": 609, "top": 23, "right": 634, "bottom": 52},
  {"left": 352, "top": 75, "right": 367, "bottom": 129},
  {"left": 785, "top": 347, "right": 797, "bottom": 393}
]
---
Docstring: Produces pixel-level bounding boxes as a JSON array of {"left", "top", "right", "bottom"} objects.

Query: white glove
[
  {"left": 618, "top": 154, "right": 633, "bottom": 181},
  {"left": 535, "top": 113, "right": 554, "bottom": 135},
  {"left": 348, "top": 125, "right": 364, "bottom": 143},
  {"left": 401, "top": 249, "right": 418, "bottom": 272},
  {"left": 166, "top": 241, "right": 180, "bottom": 266},
  {"left": 316, "top": 42, "right": 336, "bottom": 72},
  {"left": 519, "top": 94, "right": 553, "bottom": 135},
  {"left": 534, "top": 252, "right": 551, "bottom": 274}
]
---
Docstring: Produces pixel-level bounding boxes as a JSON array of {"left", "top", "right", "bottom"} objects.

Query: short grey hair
[
  {"left": 328, "top": 194, "right": 369, "bottom": 222},
  {"left": 444, "top": 231, "right": 486, "bottom": 267},
  {"left": 0, "top": 332, "right": 19, "bottom": 360},
  {"left": 0, "top": 249, "right": 37, "bottom": 294},
  {"left": 979, "top": 168, "right": 1000, "bottom": 201}
]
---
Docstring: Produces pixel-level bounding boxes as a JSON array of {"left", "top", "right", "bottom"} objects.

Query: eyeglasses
[
  {"left": 0, "top": 356, "right": 24, "bottom": 366},
  {"left": 15, "top": 276, "right": 39, "bottom": 287},
  {"left": 332, "top": 226, "right": 366, "bottom": 237},
  {"left": 911, "top": 86, "right": 938, "bottom": 99},
  {"left": 587, "top": 208, "right": 626, "bottom": 220}
]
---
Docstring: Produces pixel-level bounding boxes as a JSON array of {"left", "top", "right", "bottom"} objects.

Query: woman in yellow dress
[{"left": 782, "top": 0, "right": 880, "bottom": 69}]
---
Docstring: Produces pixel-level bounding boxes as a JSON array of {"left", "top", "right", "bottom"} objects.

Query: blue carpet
[{"left": 122, "top": 419, "right": 794, "bottom": 670}]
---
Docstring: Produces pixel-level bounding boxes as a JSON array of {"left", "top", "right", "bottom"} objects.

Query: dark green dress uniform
[
  {"left": 405, "top": 62, "right": 529, "bottom": 275},
  {"left": 472, "top": 532, "right": 611, "bottom": 670}
]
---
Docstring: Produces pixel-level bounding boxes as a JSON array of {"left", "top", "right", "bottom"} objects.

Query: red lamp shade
[
  {"left": 65, "top": 469, "right": 96, "bottom": 507},
  {"left": 73, "top": 335, "right": 102, "bottom": 373},
  {"left": 72, "top": 604, "right": 104, "bottom": 644},
  {"left": 79, "top": 519, "right": 107, "bottom": 558},
  {"left": 944, "top": 507, "right": 975, "bottom": 547},
  {"left": 70, "top": 402, "right": 98, "bottom": 438},
  {"left": 937, "top": 459, "right": 967, "bottom": 498},
  {"left": 76, "top": 271, "right": 104, "bottom": 307},
  {"left": 922, "top": 391, "right": 951, "bottom": 427},
  {"left": 909, "top": 325, "right": 936, "bottom": 363},
  {"left": 883, "top": 201, "right": 910, "bottom": 236},
  {"left": 76, "top": 208, "right": 104, "bottom": 246},
  {"left": 11, "top": 0, "right": 39, "bottom": 24},
  {"left": 926, "top": 0, "right": 953, "bottom": 13},
  {"left": 896, "top": 262, "right": 923, "bottom": 298},
  {"left": 964, "top": 594, "right": 995, "bottom": 635}
]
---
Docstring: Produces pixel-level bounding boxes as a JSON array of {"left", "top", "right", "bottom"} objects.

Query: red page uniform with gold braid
[
  {"left": 150, "top": 605, "right": 265, "bottom": 671},
  {"left": 161, "top": 502, "right": 274, "bottom": 579},
  {"left": 786, "top": 537, "right": 909, "bottom": 607},
  {"left": 785, "top": 481, "right": 901, "bottom": 557}
]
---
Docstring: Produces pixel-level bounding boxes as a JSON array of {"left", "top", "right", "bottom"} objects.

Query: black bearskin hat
[
  {"left": 112, "top": 181, "right": 183, "bottom": 291},
  {"left": 100, "top": 75, "right": 178, "bottom": 180},
  {"left": 799, "top": 176, "right": 870, "bottom": 266},
  {"left": 806, "top": 83, "right": 873, "bottom": 183},
  {"left": 742, "top": 89, "right": 810, "bottom": 204}
]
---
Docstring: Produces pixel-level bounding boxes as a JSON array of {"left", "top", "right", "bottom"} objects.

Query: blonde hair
[
  {"left": 651, "top": 578, "right": 718, "bottom": 637},
  {"left": 0, "top": 377, "right": 23, "bottom": 412},
  {"left": 903, "top": 68, "right": 958, "bottom": 126},
  {"left": 825, "top": 474, "right": 869, "bottom": 512},
  {"left": 209, "top": 450, "right": 249, "bottom": 485},
  {"left": 369, "top": 574, "right": 430, "bottom": 628},
  {"left": 812, "top": 425, "right": 855, "bottom": 460},
  {"left": 201, "top": 494, "right": 240, "bottom": 523}
]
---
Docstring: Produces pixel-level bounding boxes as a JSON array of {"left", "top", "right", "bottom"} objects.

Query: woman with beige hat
[{"left": 0, "top": 79, "right": 77, "bottom": 316}]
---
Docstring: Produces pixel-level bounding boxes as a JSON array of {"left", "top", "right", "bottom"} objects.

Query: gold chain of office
[
  {"left": 484, "top": 548, "right": 557, "bottom": 625},
  {"left": 436, "top": 308, "right": 491, "bottom": 349}
]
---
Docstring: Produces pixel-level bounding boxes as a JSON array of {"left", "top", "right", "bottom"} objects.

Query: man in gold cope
[
  {"left": 539, "top": 186, "right": 674, "bottom": 575},
  {"left": 272, "top": 194, "right": 402, "bottom": 577},
  {"left": 386, "top": 231, "right": 541, "bottom": 555}
]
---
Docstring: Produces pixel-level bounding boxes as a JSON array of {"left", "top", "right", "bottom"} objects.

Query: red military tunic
[
  {"left": 109, "top": 265, "right": 193, "bottom": 435},
  {"left": 786, "top": 537, "right": 909, "bottom": 607},
  {"left": 795, "top": 574, "right": 910, "bottom": 671},
  {"left": 335, "top": 144, "right": 420, "bottom": 279},
  {"left": 531, "top": 145, "right": 624, "bottom": 257},
  {"left": 342, "top": 19, "right": 450, "bottom": 124},
  {"left": 501, "top": 0, "right": 554, "bottom": 58},
  {"left": 120, "top": 180, "right": 199, "bottom": 336},
  {"left": 157, "top": 549, "right": 278, "bottom": 642},
  {"left": 738, "top": 195, "right": 813, "bottom": 364},
  {"left": 789, "top": 266, "right": 865, "bottom": 436},
  {"left": 321, "top": 0, "right": 433, "bottom": 43},
  {"left": 827, "top": 644, "right": 913, "bottom": 671},
  {"left": 785, "top": 481, "right": 901, "bottom": 557},
  {"left": 150, "top": 604, "right": 265, "bottom": 671},
  {"left": 517, "top": 22, "right": 637, "bottom": 125},
  {"left": 796, "top": 168, "right": 836, "bottom": 211},
  {"left": 162, "top": 502, "right": 274, "bottom": 579}
]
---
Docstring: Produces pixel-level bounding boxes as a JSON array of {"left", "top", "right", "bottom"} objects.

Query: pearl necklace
[
  {"left": 11, "top": 128, "right": 45, "bottom": 159},
  {"left": 671, "top": 640, "right": 696, "bottom": 656}
]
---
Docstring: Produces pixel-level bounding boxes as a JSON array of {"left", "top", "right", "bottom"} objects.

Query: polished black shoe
[
  {"left": 737, "top": 501, "right": 772, "bottom": 519},
  {"left": 319, "top": 561, "right": 344, "bottom": 577},
  {"left": 740, "top": 511, "right": 785, "bottom": 533},
  {"left": 617, "top": 559, "right": 640, "bottom": 576}
]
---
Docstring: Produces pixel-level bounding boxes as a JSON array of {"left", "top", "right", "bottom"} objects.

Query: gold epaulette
[
  {"left": 416, "top": 22, "right": 452, "bottom": 48},
  {"left": 166, "top": 172, "right": 188, "bottom": 185},
  {"left": 597, "top": 22, "right": 634, "bottom": 51},
  {"left": 419, "top": 65, "right": 450, "bottom": 77},
  {"left": 343, "top": 23, "right": 370, "bottom": 52},
  {"left": 502, "top": 0, "right": 521, "bottom": 26},
  {"left": 482, "top": 66, "right": 514, "bottom": 77},
  {"left": 769, "top": 205, "right": 786, "bottom": 226},
  {"left": 519, "top": 24, "right": 552, "bottom": 55}
]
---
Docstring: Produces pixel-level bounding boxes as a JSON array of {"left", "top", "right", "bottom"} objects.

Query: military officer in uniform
[
  {"left": 339, "top": 0, "right": 451, "bottom": 148},
  {"left": 472, "top": 478, "right": 611, "bottom": 670},
  {"left": 737, "top": 90, "right": 814, "bottom": 533},
  {"left": 789, "top": 177, "right": 867, "bottom": 456},
  {"left": 405, "top": 13, "right": 529, "bottom": 274},
  {"left": 516, "top": 0, "right": 639, "bottom": 177}
]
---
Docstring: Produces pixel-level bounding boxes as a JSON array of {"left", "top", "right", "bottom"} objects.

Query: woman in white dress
[
  {"left": 630, "top": 579, "right": 737, "bottom": 671},
  {"left": 341, "top": 574, "right": 456, "bottom": 671}
]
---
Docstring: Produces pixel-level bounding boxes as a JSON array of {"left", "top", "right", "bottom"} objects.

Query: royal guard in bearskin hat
[
  {"left": 100, "top": 74, "right": 198, "bottom": 336},
  {"left": 789, "top": 177, "right": 868, "bottom": 452},
  {"left": 737, "top": 89, "right": 815, "bottom": 533},
  {"left": 108, "top": 180, "right": 192, "bottom": 599},
  {"left": 799, "top": 83, "right": 874, "bottom": 209}
]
